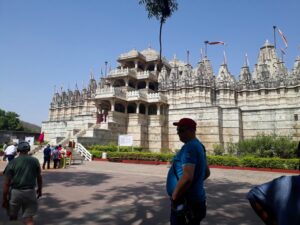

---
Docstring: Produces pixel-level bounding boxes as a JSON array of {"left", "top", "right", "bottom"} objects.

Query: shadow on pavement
[
  {"left": 0, "top": 170, "right": 263, "bottom": 225},
  {"left": 203, "top": 179, "right": 263, "bottom": 225}
]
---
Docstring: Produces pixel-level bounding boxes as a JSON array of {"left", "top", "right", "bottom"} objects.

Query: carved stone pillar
[
  {"left": 136, "top": 102, "right": 140, "bottom": 114},
  {"left": 110, "top": 99, "right": 115, "bottom": 111},
  {"left": 145, "top": 105, "right": 148, "bottom": 115},
  {"left": 125, "top": 103, "right": 128, "bottom": 114},
  {"left": 157, "top": 103, "right": 161, "bottom": 115}
]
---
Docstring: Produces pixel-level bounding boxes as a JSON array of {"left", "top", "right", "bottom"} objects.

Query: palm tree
[{"left": 139, "top": 0, "right": 178, "bottom": 64}]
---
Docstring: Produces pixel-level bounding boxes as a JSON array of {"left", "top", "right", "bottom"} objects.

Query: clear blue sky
[{"left": 1, "top": 0, "right": 300, "bottom": 126}]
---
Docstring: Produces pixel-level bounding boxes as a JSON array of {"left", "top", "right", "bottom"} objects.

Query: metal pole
[
  {"left": 105, "top": 61, "right": 108, "bottom": 76},
  {"left": 204, "top": 41, "right": 209, "bottom": 57},
  {"left": 273, "top": 26, "right": 277, "bottom": 50}
]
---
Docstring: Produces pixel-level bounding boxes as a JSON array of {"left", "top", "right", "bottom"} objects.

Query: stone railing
[
  {"left": 147, "top": 92, "right": 168, "bottom": 103},
  {"left": 137, "top": 71, "right": 157, "bottom": 80},
  {"left": 126, "top": 90, "right": 147, "bottom": 101},
  {"left": 108, "top": 68, "right": 136, "bottom": 78},
  {"left": 95, "top": 87, "right": 126, "bottom": 99}
]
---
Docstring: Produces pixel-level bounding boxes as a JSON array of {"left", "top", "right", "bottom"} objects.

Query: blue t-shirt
[
  {"left": 247, "top": 175, "right": 300, "bottom": 225},
  {"left": 166, "top": 138, "right": 206, "bottom": 203}
]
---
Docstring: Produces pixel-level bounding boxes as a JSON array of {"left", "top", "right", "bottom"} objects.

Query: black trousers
[
  {"left": 53, "top": 159, "right": 60, "bottom": 169},
  {"left": 43, "top": 156, "right": 50, "bottom": 169},
  {"left": 170, "top": 200, "right": 206, "bottom": 225}
]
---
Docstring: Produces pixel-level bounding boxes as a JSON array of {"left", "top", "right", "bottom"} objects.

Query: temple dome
[{"left": 141, "top": 47, "right": 159, "bottom": 57}]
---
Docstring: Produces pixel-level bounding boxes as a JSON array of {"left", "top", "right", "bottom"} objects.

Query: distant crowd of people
[
  {"left": 2, "top": 141, "right": 73, "bottom": 170},
  {"left": 42, "top": 144, "right": 73, "bottom": 169}
]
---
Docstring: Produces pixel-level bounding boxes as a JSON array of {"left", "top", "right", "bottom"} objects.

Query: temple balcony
[
  {"left": 108, "top": 68, "right": 136, "bottom": 78},
  {"left": 96, "top": 87, "right": 168, "bottom": 104},
  {"left": 147, "top": 92, "right": 168, "bottom": 103},
  {"left": 95, "top": 87, "right": 127, "bottom": 100},
  {"left": 136, "top": 70, "right": 158, "bottom": 81},
  {"left": 126, "top": 90, "right": 148, "bottom": 102}
]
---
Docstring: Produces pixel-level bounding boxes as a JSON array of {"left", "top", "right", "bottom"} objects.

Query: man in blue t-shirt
[{"left": 166, "top": 118, "right": 207, "bottom": 225}]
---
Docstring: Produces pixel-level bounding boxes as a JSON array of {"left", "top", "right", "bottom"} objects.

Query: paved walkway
[{"left": 0, "top": 161, "right": 298, "bottom": 225}]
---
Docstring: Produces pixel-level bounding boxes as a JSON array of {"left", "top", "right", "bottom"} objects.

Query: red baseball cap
[{"left": 173, "top": 118, "right": 197, "bottom": 129}]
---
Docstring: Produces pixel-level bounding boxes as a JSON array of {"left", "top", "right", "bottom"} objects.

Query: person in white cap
[{"left": 4, "top": 142, "right": 17, "bottom": 162}]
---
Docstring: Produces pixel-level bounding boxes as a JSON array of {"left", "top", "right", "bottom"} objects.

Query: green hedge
[
  {"left": 206, "top": 155, "right": 299, "bottom": 170},
  {"left": 91, "top": 150, "right": 173, "bottom": 162},
  {"left": 240, "top": 157, "right": 299, "bottom": 170},
  {"left": 87, "top": 145, "right": 143, "bottom": 152},
  {"left": 207, "top": 156, "right": 240, "bottom": 166},
  {"left": 90, "top": 150, "right": 299, "bottom": 170}
]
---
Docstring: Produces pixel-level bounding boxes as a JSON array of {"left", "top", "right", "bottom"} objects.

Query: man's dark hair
[{"left": 17, "top": 141, "right": 31, "bottom": 152}]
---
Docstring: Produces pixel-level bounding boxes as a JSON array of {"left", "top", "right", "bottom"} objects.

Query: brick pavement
[{"left": 0, "top": 161, "right": 298, "bottom": 225}]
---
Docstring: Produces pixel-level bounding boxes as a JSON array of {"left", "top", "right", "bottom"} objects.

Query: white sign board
[
  {"left": 118, "top": 135, "right": 133, "bottom": 147},
  {"left": 12, "top": 139, "right": 19, "bottom": 144},
  {"left": 25, "top": 137, "right": 35, "bottom": 146}
]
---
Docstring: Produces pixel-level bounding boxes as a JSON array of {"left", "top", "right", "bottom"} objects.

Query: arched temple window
[
  {"left": 128, "top": 80, "right": 136, "bottom": 89},
  {"left": 149, "top": 82, "right": 158, "bottom": 91},
  {"left": 139, "top": 104, "right": 146, "bottom": 114},
  {"left": 147, "top": 64, "right": 155, "bottom": 71},
  {"left": 115, "top": 103, "right": 125, "bottom": 113},
  {"left": 137, "top": 81, "right": 146, "bottom": 89},
  {"left": 127, "top": 103, "right": 136, "bottom": 114},
  {"left": 113, "top": 79, "right": 125, "bottom": 87},
  {"left": 148, "top": 104, "right": 157, "bottom": 115}
]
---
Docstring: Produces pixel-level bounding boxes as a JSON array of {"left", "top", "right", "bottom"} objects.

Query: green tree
[
  {"left": 0, "top": 109, "right": 7, "bottom": 129},
  {"left": 139, "top": 0, "right": 178, "bottom": 63},
  {"left": 0, "top": 108, "right": 24, "bottom": 131}
]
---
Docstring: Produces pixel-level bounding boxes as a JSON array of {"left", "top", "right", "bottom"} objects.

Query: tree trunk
[{"left": 159, "top": 17, "right": 163, "bottom": 65}]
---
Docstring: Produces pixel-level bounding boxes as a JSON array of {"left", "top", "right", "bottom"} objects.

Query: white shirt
[{"left": 5, "top": 145, "right": 17, "bottom": 155}]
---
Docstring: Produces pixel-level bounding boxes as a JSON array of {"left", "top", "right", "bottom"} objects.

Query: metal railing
[{"left": 76, "top": 143, "right": 92, "bottom": 161}]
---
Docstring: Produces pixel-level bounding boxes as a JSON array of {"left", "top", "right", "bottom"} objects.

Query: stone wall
[
  {"left": 148, "top": 115, "right": 168, "bottom": 152},
  {"left": 242, "top": 107, "right": 300, "bottom": 138}
]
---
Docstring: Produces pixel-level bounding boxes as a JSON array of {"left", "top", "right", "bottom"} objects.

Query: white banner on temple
[
  {"left": 118, "top": 135, "right": 133, "bottom": 147},
  {"left": 25, "top": 137, "right": 35, "bottom": 146}
]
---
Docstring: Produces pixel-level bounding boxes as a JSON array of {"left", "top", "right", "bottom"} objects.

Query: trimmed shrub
[
  {"left": 213, "top": 144, "right": 225, "bottom": 156},
  {"left": 87, "top": 144, "right": 143, "bottom": 153},
  {"left": 236, "top": 134, "right": 298, "bottom": 158},
  {"left": 241, "top": 157, "right": 299, "bottom": 170},
  {"left": 207, "top": 156, "right": 240, "bottom": 166},
  {"left": 106, "top": 151, "right": 173, "bottom": 162}
]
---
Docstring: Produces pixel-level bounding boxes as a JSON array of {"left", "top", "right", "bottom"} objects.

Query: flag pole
[
  {"left": 204, "top": 41, "right": 209, "bottom": 57},
  {"left": 223, "top": 43, "right": 228, "bottom": 64},
  {"left": 200, "top": 48, "right": 203, "bottom": 61},
  {"left": 273, "top": 25, "right": 277, "bottom": 50}
]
